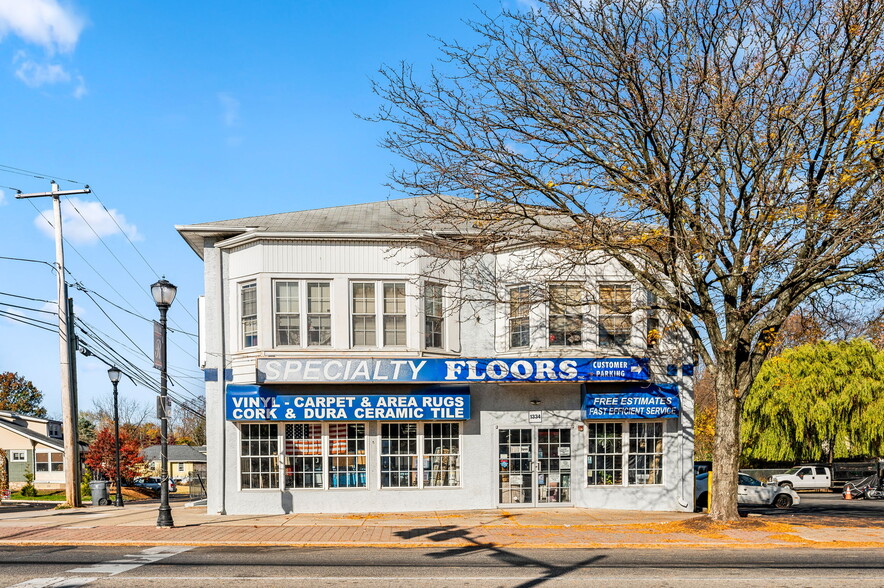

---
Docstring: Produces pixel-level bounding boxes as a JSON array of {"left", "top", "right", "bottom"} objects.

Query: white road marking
[
  {"left": 66, "top": 546, "right": 192, "bottom": 574},
  {"left": 7, "top": 578, "right": 98, "bottom": 587},
  {"left": 8, "top": 546, "right": 193, "bottom": 587}
]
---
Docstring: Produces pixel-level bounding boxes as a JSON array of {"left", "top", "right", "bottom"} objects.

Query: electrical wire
[
  {"left": 0, "top": 163, "right": 84, "bottom": 185},
  {"left": 0, "top": 290, "right": 55, "bottom": 304}
]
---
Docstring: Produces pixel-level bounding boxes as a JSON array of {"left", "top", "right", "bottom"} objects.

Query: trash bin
[{"left": 89, "top": 480, "right": 110, "bottom": 506}]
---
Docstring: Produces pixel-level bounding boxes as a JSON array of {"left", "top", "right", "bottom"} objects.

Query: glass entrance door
[{"left": 498, "top": 428, "right": 572, "bottom": 506}]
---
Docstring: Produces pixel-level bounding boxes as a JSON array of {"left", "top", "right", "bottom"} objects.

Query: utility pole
[{"left": 16, "top": 181, "right": 91, "bottom": 507}]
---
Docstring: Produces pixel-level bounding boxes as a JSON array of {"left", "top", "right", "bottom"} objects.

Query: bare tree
[{"left": 372, "top": 0, "right": 884, "bottom": 521}]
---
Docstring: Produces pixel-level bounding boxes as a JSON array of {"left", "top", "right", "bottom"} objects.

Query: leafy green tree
[
  {"left": 78, "top": 413, "right": 97, "bottom": 445},
  {"left": 0, "top": 372, "right": 47, "bottom": 418},
  {"left": 743, "top": 340, "right": 884, "bottom": 463}
]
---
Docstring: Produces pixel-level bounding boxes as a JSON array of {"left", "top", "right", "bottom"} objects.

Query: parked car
[
  {"left": 695, "top": 472, "right": 799, "bottom": 511},
  {"left": 768, "top": 465, "right": 832, "bottom": 490},
  {"left": 693, "top": 461, "right": 712, "bottom": 475},
  {"left": 133, "top": 477, "right": 177, "bottom": 493}
]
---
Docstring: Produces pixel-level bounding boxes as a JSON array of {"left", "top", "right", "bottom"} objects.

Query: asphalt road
[
  {"left": 1, "top": 545, "right": 883, "bottom": 587},
  {"left": 739, "top": 491, "right": 884, "bottom": 525}
]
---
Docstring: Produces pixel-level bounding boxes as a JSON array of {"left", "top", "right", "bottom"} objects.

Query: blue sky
[{"left": 0, "top": 0, "right": 513, "bottom": 419}]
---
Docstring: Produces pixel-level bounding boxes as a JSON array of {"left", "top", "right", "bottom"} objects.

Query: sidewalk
[{"left": 1, "top": 501, "right": 883, "bottom": 549}]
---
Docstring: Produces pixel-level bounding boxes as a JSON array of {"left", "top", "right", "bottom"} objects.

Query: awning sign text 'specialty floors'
[
  {"left": 226, "top": 385, "right": 470, "bottom": 421},
  {"left": 257, "top": 357, "right": 650, "bottom": 384}
]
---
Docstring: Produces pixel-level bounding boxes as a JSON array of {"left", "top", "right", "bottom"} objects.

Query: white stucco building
[{"left": 177, "top": 196, "right": 696, "bottom": 515}]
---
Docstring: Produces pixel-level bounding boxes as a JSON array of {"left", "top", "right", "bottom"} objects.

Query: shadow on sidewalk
[{"left": 395, "top": 523, "right": 606, "bottom": 587}]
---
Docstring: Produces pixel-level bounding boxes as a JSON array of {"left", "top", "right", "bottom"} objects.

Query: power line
[
  {"left": 0, "top": 309, "right": 57, "bottom": 332},
  {"left": 0, "top": 300, "right": 56, "bottom": 314},
  {"left": 0, "top": 163, "right": 84, "bottom": 185},
  {"left": 0, "top": 290, "right": 55, "bottom": 305}
]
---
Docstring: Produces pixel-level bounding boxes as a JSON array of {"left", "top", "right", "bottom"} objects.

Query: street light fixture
[
  {"left": 107, "top": 366, "right": 124, "bottom": 508},
  {"left": 151, "top": 277, "right": 177, "bottom": 528}
]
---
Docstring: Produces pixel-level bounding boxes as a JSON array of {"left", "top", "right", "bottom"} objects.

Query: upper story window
[
  {"left": 424, "top": 283, "right": 444, "bottom": 349},
  {"left": 383, "top": 282, "right": 407, "bottom": 346},
  {"left": 352, "top": 282, "right": 376, "bottom": 346},
  {"left": 241, "top": 282, "right": 257, "bottom": 348},
  {"left": 509, "top": 286, "right": 530, "bottom": 348},
  {"left": 274, "top": 281, "right": 300, "bottom": 346},
  {"left": 599, "top": 284, "right": 632, "bottom": 347},
  {"left": 350, "top": 281, "right": 407, "bottom": 347},
  {"left": 307, "top": 282, "right": 332, "bottom": 346},
  {"left": 549, "top": 284, "right": 583, "bottom": 347}
]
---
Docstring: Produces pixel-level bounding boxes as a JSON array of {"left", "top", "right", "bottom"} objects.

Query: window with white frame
[
  {"left": 586, "top": 423, "right": 623, "bottom": 485},
  {"left": 177, "top": 463, "right": 185, "bottom": 473},
  {"left": 35, "top": 452, "right": 63, "bottom": 472},
  {"left": 285, "top": 423, "right": 323, "bottom": 489},
  {"left": 383, "top": 282, "right": 407, "bottom": 346},
  {"left": 281, "top": 423, "right": 367, "bottom": 489},
  {"left": 509, "top": 286, "right": 530, "bottom": 348},
  {"left": 599, "top": 284, "right": 632, "bottom": 347},
  {"left": 351, "top": 282, "right": 376, "bottom": 346},
  {"left": 549, "top": 284, "right": 583, "bottom": 346},
  {"left": 585, "top": 421, "right": 663, "bottom": 485},
  {"left": 274, "top": 281, "right": 300, "bottom": 346},
  {"left": 240, "top": 424, "right": 278, "bottom": 489},
  {"left": 10, "top": 450, "right": 26, "bottom": 462},
  {"left": 422, "top": 423, "right": 460, "bottom": 487},
  {"left": 241, "top": 282, "right": 257, "bottom": 348},
  {"left": 381, "top": 422, "right": 461, "bottom": 488},
  {"left": 424, "top": 284, "right": 444, "bottom": 349},
  {"left": 628, "top": 422, "right": 663, "bottom": 484},
  {"left": 328, "top": 423, "right": 366, "bottom": 488},
  {"left": 306, "top": 282, "right": 332, "bottom": 346}
]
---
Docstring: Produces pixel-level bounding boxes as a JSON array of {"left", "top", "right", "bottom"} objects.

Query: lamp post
[
  {"left": 107, "top": 366, "right": 124, "bottom": 508},
  {"left": 151, "top": 278, "right": 177, "bottom": 528}
]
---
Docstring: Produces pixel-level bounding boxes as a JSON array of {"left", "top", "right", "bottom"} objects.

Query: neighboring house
[
  {"left": 141, "top": 445, "right": 207, "bottom": 482},
  {"left": 177, "top": 196, "right": 696, "bottom": 515},
  {"left": 0, "top": 410, "right": 69, "bottom": 490}
]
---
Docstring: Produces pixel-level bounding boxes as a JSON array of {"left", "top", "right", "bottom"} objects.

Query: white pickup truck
[{"left": 768, "top": 465, "right": 832, "bottom": 490}]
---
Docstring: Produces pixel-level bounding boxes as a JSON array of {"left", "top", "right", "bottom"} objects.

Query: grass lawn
[{"left": 9, "top": 490, "right": 89, "bottom": 502}]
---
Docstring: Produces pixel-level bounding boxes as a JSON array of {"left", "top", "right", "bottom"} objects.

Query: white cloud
[
  {"left": 72, "top": 73, "right": 85, "bottom": 98},
  {"left": 14, "top": 54, "right": 70, "bottom": 87},
  {"left": 0, "top": 0, "right": 85, "bottom": 54},
  {"left": 0, "top": 189, "right": 6, "bottom": 205},
  {"left": 218, "top": 92, "right": 240, "bottom": 127},
  {"left": 34, "top": 197, "right": 141, "bottom": 245}
]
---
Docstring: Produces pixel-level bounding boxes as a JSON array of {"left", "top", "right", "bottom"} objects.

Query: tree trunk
[{"left": 710, "top": 363, "right": 742, "bottom": 522}]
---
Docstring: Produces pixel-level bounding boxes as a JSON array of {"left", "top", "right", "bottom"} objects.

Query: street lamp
[
  {"left": 151, "top": 277, "right": 177, "bottom": 528},
  {"left": 107, "top": 366, "right": 124, "bottom": 508}
]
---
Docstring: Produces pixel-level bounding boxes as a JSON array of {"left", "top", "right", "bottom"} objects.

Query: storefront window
[
  {"left": 274, "top": 281, "right": 300, "bottom": 346},
  {"left": 585, "top": 421, "right": 663, "bottom": 486},
  {"left": 328, "top": 423, "right": 367, "bottom": 488},
  {"left": 586, "top": 423, "right": 623, "bottom": 485},
  {"left": 509, "top": 286, "right": 530, "bottom": 348},
  {"left": 381, "top": 423, "right": 418, "bottom": 487},
  {"left": 381, "top": 422, "right": 461, "bottom": 488},
  {"left": 285, "top": 423, "right": 323, "bottom": 489},
  {"left": 240, "top": 424, "right": 278, "bottom": 489},
  {"left": 423, "top": 423, "right": 460, "bottom": 487},
  {"left": 629, "top": 422, "right": 663, "bottom": 484},
  {"left": 549, "top": 284, "right": 583, "bottom": 346}
]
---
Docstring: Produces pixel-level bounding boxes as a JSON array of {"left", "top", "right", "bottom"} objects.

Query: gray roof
[
  {"left": 142, "top": 444, "right": 207, "bottom": 463},
  {"left": 175, "top": 195, "right": 478, "bottom": 257}
]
